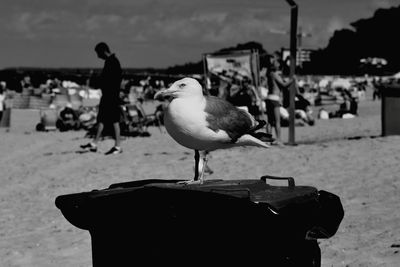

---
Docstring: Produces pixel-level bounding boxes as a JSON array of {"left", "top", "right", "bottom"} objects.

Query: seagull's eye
[{"left": 178, "top": 83, "right": 186, "bottom": 88}]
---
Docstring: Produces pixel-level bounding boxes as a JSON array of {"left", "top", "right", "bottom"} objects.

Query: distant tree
[
  {"left": 218, "top": 41, "right": 270, "bottom": 69},
  {"left": 164, "top": 41, "right": 271, "bottom": 75},
  {"left": 217, "top": 41, "right": 267, "bottom": 54},
  {"left": 165, "top": 61, "right": 203, "bottom": 75},
  {"left": 306, "top": 4, "right": 400, "bottom": 75}
]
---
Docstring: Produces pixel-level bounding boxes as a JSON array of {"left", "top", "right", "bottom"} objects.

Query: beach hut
[{"left": 28, "top": 96, "right": 51, "bottom": 110}]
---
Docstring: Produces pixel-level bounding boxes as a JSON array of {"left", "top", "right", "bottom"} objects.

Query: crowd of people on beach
[{"left": 0, "top": 45, "right": 397, "bottom": 149}]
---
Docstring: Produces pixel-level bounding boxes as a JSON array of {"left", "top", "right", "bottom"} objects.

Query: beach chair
[
  {"left": 53, "top": 94, "right": 69, "bottom": 109},
  {"left": 82, "top": 98, "right": 100, "bottom": 108},
  {"left": 36, "top": 108, "right": 58, "bottom": 131},
  {"left": 122, "top": 104, "right": 151, "bottom": 137},
  {"left": 69, "top": 94, "right": 83, "bottom": 110}
]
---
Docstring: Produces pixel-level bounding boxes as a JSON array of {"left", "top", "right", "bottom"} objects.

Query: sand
[{"left": 0, "top": 98, "right": 399, "bottom": 266}]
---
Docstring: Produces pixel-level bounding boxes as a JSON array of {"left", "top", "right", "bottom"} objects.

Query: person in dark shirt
[{"left": 81, "top": 42, "right": 123, "bottom": 155}]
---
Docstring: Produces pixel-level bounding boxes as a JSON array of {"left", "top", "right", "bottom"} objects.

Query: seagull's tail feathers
[
  {"left": 238, "top": 107, "right": 265, "bottom": 132},
  {"left": 236, "top": 134, "right": 270, "bottom": 149},
  {"left": 249, "top": 119, "right": 266, "bottom": 133}
]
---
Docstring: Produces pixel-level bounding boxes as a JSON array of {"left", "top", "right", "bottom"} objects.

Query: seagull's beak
[
  {"left": 153, "top": 89, "right": 163, "bottom": 100},
  {"left": 153, "top": 89, "right": 165, "bottom": 100},
  {"left": 154, "top": 86, "right": 176, "bottom": 100}
]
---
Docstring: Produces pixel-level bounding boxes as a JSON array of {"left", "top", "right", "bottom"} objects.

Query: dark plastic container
[
  {"left": 381, "top": 84, "right": 400, "bottom": 136},
  {"left": 55, "top": 176, "right": 344, "bottom": 266}
]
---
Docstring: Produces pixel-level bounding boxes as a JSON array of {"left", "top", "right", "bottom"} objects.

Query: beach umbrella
[
  {"left": 318, "top": 78, "right": 330, "bottom": 88},
  {"left": 331, "top": 78, "right": 352, "bottom": 89},
  {"left": 392, "top": 72, "right": 400, "bottom": 79}
]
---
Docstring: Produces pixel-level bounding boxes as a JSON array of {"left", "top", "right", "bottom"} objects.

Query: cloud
[
  {"left": 190, "top": 12, "right": 228, "bottom": 24},
  {"left": 12, "top": 12, "right": 32, "bottom": 35},
  {"left": 370, "top": 0, "right": 398, "bottom": 9},
  {"left": 124, "top": 9, "right": 289, "bottom": 47},
  {"left": 198, "top": 12, "right": 289, "bottom": 44},
  {"left": 6, "top": 10, "right": 80, "bottom": 40},
  {"left": 10, "top": 11, "right": 59, "bottom": 39},
  {"left": 289, "top": 16, "right": 348, "bottom": 49},
  {"left": 0, "top": 0, "right": 303, "bottom": 64},
  {"left": 83, "top": 14, "right": 123, "bottom": 32},
  {"left": 3, "top": 1, "right": 290, "bottom": 47},
  {"left": 326, "top": 17, "right": 348, "bottom": 33},
  {"left": 6, "top": 8, "right": 127, "bottom": 40}
]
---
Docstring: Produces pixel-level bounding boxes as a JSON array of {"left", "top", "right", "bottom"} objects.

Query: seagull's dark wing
[{"left": 204, "top": 96, "right": 254, "bottom": 143}]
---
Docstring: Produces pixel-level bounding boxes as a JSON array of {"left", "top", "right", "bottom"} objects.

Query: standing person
[
  {"left": 0, "top": 82, "right": 5, "bottom": 122},
  {"left": 372, "top": 77, "right": 381, "bottom": 101},
  {"left": 81, "top": 42, "right": 123, "bottom": 155},
  {"left": 265, "top": 54, "right": 296, "bottom": 145}
]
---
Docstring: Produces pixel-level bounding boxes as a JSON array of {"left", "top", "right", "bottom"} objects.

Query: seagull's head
[{"left": 154, "top": 77, "right": 203, "bottom": 100}]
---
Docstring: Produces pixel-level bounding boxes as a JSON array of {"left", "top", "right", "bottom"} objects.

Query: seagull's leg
[
  {"left": 177, "top": 150, "right": 201, "bottom": 185},
  {"left": 198, "top": 151, "right": 209, "bottom": 184},
  {"left": 194, "top": 149, "right": 200, "bottom": 181},
  {"left": 200, "top": 151, "right": 213, "bottom": 175}
]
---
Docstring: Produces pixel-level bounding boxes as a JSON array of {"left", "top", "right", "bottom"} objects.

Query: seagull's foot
[
  {"left": 204, "top": 165, "right": 213, "bottom": 175},
  {"left": 177, "top": 179, "right": 204, "bottom": 185},
  {"left": 271, "top": 140, "right": 284, "bottom": 147},
  {"left": 251, "top": 132, "right": 275, "bottom": 143},
  {"left": 193, "top": 165, "right": 213, "bottom": 175}
]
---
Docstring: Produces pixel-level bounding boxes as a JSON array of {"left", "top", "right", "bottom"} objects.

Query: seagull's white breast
[{"left": 164, "top": 97, "right": 229, "bottom": 151}]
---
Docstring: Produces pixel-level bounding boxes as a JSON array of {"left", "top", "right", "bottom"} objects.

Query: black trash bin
[
  {"left": 381, "top": 84, "right": 400, "bottom": 136},
  {"left": 55, "top": 176, "right": 344, "bottom": 266}
]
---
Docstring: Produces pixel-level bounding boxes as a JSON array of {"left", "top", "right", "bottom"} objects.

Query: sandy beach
[{"left": 0, "top": 97, "right": 399, "bottom": 266}]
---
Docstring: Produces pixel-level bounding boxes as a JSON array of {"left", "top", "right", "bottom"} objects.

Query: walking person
[{"left": 81, "top": 42, "right": 123, "bottom": 155}]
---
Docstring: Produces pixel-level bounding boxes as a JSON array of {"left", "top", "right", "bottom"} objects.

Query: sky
[{"left": 0, "top": 0, "right": 399, "bottom": 69}]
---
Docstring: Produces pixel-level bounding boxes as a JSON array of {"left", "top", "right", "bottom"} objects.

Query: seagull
[{"left": 154, "top": 77, "right": 269, "bottom": 184}]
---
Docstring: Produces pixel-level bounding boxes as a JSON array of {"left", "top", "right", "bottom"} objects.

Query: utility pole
[{"left": 285, "top": 0, "right": 298, "bottom": 145}]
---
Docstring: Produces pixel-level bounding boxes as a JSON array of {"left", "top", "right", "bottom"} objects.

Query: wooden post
[{"left": 202, "top": 54, "right": 208, "bottom": 90}]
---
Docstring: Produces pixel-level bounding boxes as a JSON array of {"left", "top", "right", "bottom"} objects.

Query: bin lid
[
  {"left": 108, "top": 177, "right": 318, "bottom": 210},
  {"left": 55, "top": 177, "right": 318, "bottom": 230},
  {"left": 381, "top": 84, "right": 400, "bottom": 97}
]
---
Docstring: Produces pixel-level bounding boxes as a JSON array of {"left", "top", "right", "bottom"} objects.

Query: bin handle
[{"left": 260, "top": 175, "right": 295, "bottom": 187}]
